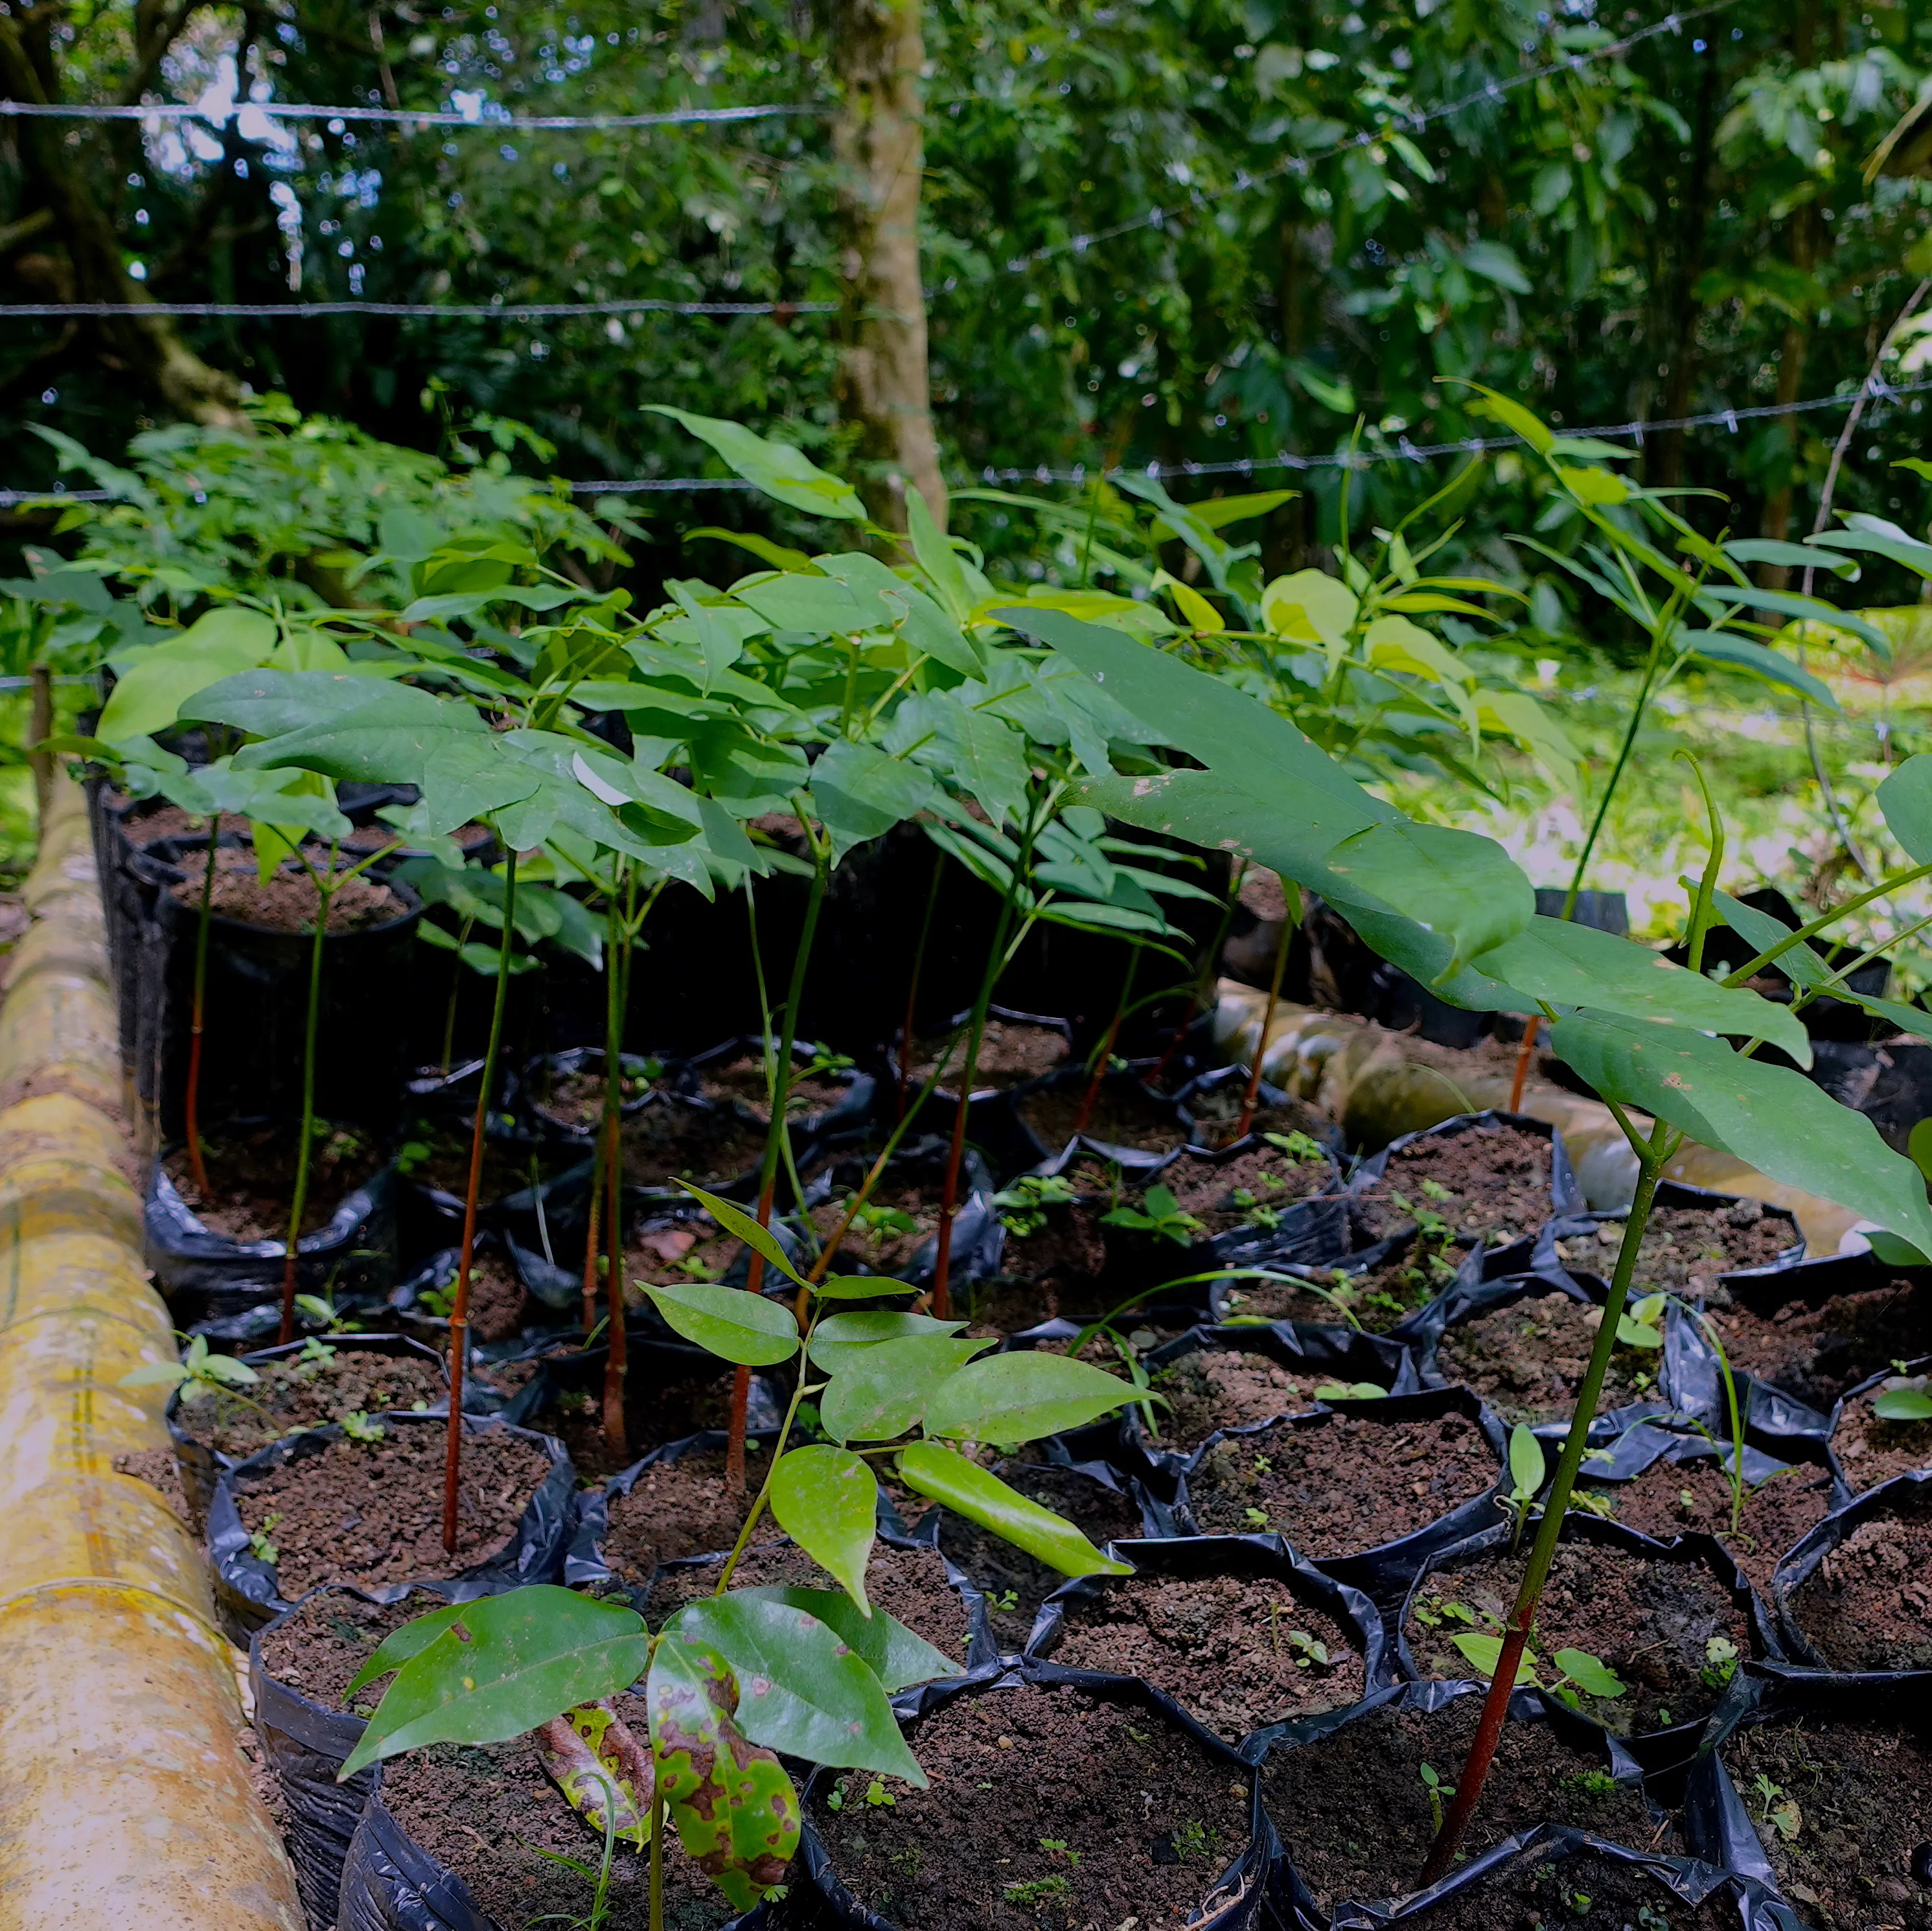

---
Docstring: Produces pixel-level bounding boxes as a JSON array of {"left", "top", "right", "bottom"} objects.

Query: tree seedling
[
  {"left": 1499, "top": 1424, "right": 1547, "bottom": 1551},
  {"left": 1700, "top": 1636, "right": 1739, "bottom": 1691},
  {"left": 993, "top": 1173, "right": 1077, "bottom": 1239},
  {"left": 121, "top": 1332, "right": 264, "bottom": 1410},
  {"left": 1420, "top": 1763, "right": 1454, "bottom": 1834},
  {"left": 1872, "top": 1376, "right": 1932, "bottom": 1424},
  {"left": 1446, "top": 1626, "right": 1626, "bottom": 1715},
  {"left": 1753, "top": 1773, "right": 1802, "bottom": 1841},
  {"left": 1101, "top": 1183, "right": 1202, "bottom": 1247},
  {"left": 249, "top": 1512, "right": 282, "bottom": 1566}
]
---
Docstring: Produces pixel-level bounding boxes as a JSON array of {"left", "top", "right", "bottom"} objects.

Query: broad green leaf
[
  {"left": 1261, "top": 568, "right": 1358, "bottom": 656},
  {"left": 222, "top": 687, "right": 486, "bottom": 785},
  {"left": 400, "top": 584, "right": 582, "bottom": 622},
  {"left": 920, "top": 1350, "right": 1149, "bottom": 1448},
  {"left": 1469, "top": 918, "right": 1811, "bottom": 1067},
  {"left": 673, "top": 1181, "right": 809, "bottom": 1289},
  {"left": 808, "top": 1311, "right": 969, "bottom": 1376},
  {"left": 1810, "top": 524, "right": 1932, "bottom": 581},
  {"left": 811, "top": 739, "right": 949, "bottom": 862},
  {"left": 1553, "top": 1649, "right": 1626, "bottom": 1698},
  {"left": 733, "top": 1584, "right": 962, "bottom": 1690},
  {"left": 184, "top": 667, "right": 449, "bottom": 742},
  {"left": 1873, "top": 1387, "right": 1932, "bottom": 1422},
  {"left": 768, "top": 1446, "right": 879, "bottom": 1614},
  {"left": 907, "top": 487, "right": 976, "bottom": 625},
  {"left": 920, "top": 691, "right": 1030, "bottom": 828},
  {"left": 646, "top": 406, "right": 864, "bottom": 521},
  {"left": 667, "top": 1595, "right": 925, "bottom": 1781},
  {"left": 819, "top": 1333, "right": 993, "bottom": 1443},
  {"left": 345, "top": 1599, "right": 470, "bottom": 1694},
  {"left": 1682, "top": 632, "right": 1839, "bottom": 710},
  {"left": 417, "top": 734, "right": 541, "bottom": 833},
  {"left": 1548, "top": 1012, "right": 1932, "bottom": 1254},
  {"left": 1879, "top": 755, "right": 1932, "bottom": 864},
  {"left": 1724, "top": 538, "right": 1859, "bottom": 579},
  {"left": 895, "top": 1440, "right": 1133, "bottom": 1579},
  {"left": 338, "top": 1587, "right": 650, "bottom": 1779},
  {"left": 1170, "top": 581, "right": 1225, "bottom": 633},
  {"left": 98, "top": 610, "right": 277, "bottom": 740},
  {"left": 1696, "top": 584, "right": 1891, "bottom": 654},
  {"left": 732, "top": 572, "right": 876, "bottom": 638},
  {"left": 1465, "top": 384, "right": 1555, "bottom": 454},
  {"left": 1324, "top": 819, "right": 1534, "bottom": 977},
  {"left": 1507, "top": 1424, "right": 1545, "bottom": 1497},
  {"left": 809, "top": 1276, "right": 923, "bottom": 1300},
  {"left": 1451, "top": 1631, "right": 1541, "bottom": 1685},
  {"left": 1554, "top": 465, "right": 1631, "bottom": 506},
  {"left": 644, "top": 1282, "right": 801, "bottom": 1366},
  {"left": 645, "top": 1636, "right": 800, "bottom": 1912}
]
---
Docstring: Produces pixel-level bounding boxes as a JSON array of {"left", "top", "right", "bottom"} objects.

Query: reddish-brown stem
[
  {"left": 602, "top": 1099, "right": 628, "bottom": 1461},
  {"left": 185, "top": 831, "right": 217, "bottom": 1199},
  {"left": 1508, "top": 1015, "right": 1539, "bottom": 1113},
  {"left": 1236, "top": 897, "right": 1293, "bottom": 1141},
  {"left": 1074, "top": 947, "right": 1138, "bottom": 1134},
  {"left": 443, "top": 848, "right": 518, "bottom": 1555}
]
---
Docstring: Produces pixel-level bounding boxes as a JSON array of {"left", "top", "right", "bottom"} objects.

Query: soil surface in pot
[
  {"left": 235, "top": 1424, "right": 551, "bottom": 1599},
  {"left": 1184, "top": 1092, "right": 1333, "bottom": 1155},
  {"left": 168, "top": 846, "right": 404, "bottom": 932},
  {"left": 989, "top": 1202, "right": 1109, "bottom": 1306},
  {"left": 1785, "top": 1492, "right": 1932, "bottom": 1671},
  {"left": 120, "top": 800, "right": 256, "bottom": 847},
  {"left": 381, "top": 1692, "right": 743, "bottom": 1931},
  {"left": 523, "top": 1362, "right": 749, "bottom": 1485},
  {"left": 1149, "top": 1348, "right": 1324, "bottom": 1453},
  {"left": 645, "top": 1539, "right": 971, "bottom": 1668},
  {"left": 1580, "top": 1453, "right": 1836, "bottom": 1599},
  {"left": 164, "top": 1121, "right": 384, "bottom": 1243},
  {"left": 115, "top": 1446, "right": 199, "bottom": 1536},
  {"left": 1405, "top": 1848, "right": 1728, "bottom": 1931},
  {"left": 927, "top": 1462, "right": 1144, "bottom": 1654},
  {"left": 257, "top": 1588, "right": 431, "bottom": 1716},
  {"left": 1356, "top": 1123, "right": 1554, "bottom": 1246},
  {"left": 597, "top": 1448, "right": 755, "bottom": 1582},
  {"left": 1188, "top": 1409, "right": 1497, "bottom": 1555},
  {"left": 408, "top": 1248, "right": 530, "bottom": 1343},
  {"left": 805, "top": 1181, "right": 941, "bottom": 1278},
  {"left": 697, "top": 1051, "right": 855, "bottom": 1122},
  {"left": 527, "top": 1055, "right": 661, "bottom": 1135},
  {"left": 1259, "top": 1697, "right": 1662, "bottom": 1916},
  {"left": 619, "top": 1099, "right": 769, "bottom": 1190},
  {"left": 1153, "top": 1140, "right": 1333, "bottom": 1239},
  {"left": 1434, "top": 1292, "right": 1657, "bottom": 1426},
  {"left": 1046, "top": 1569, "right": 1363, "bottom": 1737},
  {"left": 400, "top": 1125, "right": 569, "bottom": 1206},
  {"left": 177, "top": 1345, "right": 443, "bottom": 1461},
  {"left": 1719, "top": 1717, "right": 1932, "bottom": 1931},
  {"left": 1405, "top": 1538, "right": 1753, "bottom": 1735},
  {"left": 807, "top": 1682, "right": 1247, "bottom": 1931},
  {"left": 1832, "top": 1381, "right": 1932, "bottom": 1492},
  {"left": 906, "top": 1016, "right": 1068, "bottom": 1091},
  {"left": 1017, "top": 1080, "right": 1184, "bottom": 1155},
  {"left": 625, "top": 1217, "right": 746, "bottom": 1293},
  {"left": 1554, "top": 1199, "right": 1796, "bottom": 1295},
  {"left": 1704, "top": 1275, "right": 1932, "bottom": 1416},
  {"left": 1218, "top": 1232, "right": 1469, "bottom": 1333}
]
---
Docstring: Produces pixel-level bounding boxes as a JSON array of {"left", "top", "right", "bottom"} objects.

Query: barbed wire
[
  {"left": 978, "top": 0, "right": 1742, "bottom": 279},
  {"left": 5, "top": 370, "right": 1922, "bottom": 509},
  {"left": 0, "top": 97, "right": 818, "bottom": 130},
  {"left": 0, "top": 296, "right": 834, "bottom": 319}
]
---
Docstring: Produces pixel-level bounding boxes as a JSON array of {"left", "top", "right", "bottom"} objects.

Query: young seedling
[
  {"left": 1499, "top": 1425, "right": 1547, "bottom": 1551},
  {"left": 1753, "top": 1773, "right": 1802, "bottom": 1841},
  {"left": 121, "top": 1332, "right": 266, "bottom": 1411},
  {"left": 992, "top": 1172, "right": 1077, "bottom": 1238},
  {"left": 1446, "top": 1626, "right": 1627, "bottom": 1716},
  {"left": 1099, "top": 1183, "right": 1202, "bottom": 1247},
  {"left": 1419, "top": 1763, "right": 1453, "bottom": 1835},
  {"left": 339, "top": 1410, "right": 386, "bottom": 1445},
  {"left": 1873, "top": 1378, "right": 1932, "bottom": 1423}
]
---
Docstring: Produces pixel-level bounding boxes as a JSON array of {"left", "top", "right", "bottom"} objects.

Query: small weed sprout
[
  {"left": 120, "top": 1333, "right": 266, "bottom": 1410},
  {"left": 1003, "top": 1874, "right": 1072, "bottom": 1907},
  {"left": 340, "top": 1409, "right": 386, "bottom": 1445},
  {"left": 1701, "top": 1636, "right": 1739, "bottom": 1690},
  {"left": 249, "top": 1511, "right": 282, "bottom": 1566},
  {"left": 1101, "top": 1183, "right": 1203, "bottom": 1247},
  {"left": 1499, "top": 1425, "right": 1547, "bottom": 1550},
  {"left": 1420, "top": 1763, "right": 1454, "bottom": 1834},
  {"left": 1170, "top": 1819, "right": 1213, "bottom": 1864},
  {"left": 1752, "top": 1772, "right": 1802, "bottom": 1840},
  {"left": 992, "top": 1173, "right": 1077, "bottom": 1238}
]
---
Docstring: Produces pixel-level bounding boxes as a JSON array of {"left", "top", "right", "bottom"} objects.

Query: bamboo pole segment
[{"left": 0, "top": 770, "right": 302, "bottom": 1931}]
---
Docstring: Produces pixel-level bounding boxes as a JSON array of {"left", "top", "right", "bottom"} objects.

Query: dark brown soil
[
  {"left": 123, "top": 803, "right": 254, "bottom": 846},
  {"left": 342, "top": 819, "right": 494, "bottom": 855},
  {"left": 397, "top": 1124, "right": 567, "bottom": 1205},
  {"left": 1188, "top": 1410, "right": 1497, "bottom": 1556},
  {"left": 175, "top": 1345, "right": 443, "bottom": 1461},
  {"left": 380, "top": 1692, "right": 742, "bottom": 1931},
  {"left": 1259, "top": 1698, "right": 1663, "bottom": 1917},
  {"left": 1403, "top": 1848, "right": 1729, "bottom": 1931},
  {"left": 1017, "top": 1081, "right": 1184, "bottom": 1155},
  {"left": 907, "top": 1017, "right": 1068, "bottom": 1090},
  {"left": 167, "top": 846, "right": 404, "bottom": 932},
  {"left": 1184, "top": 1092, "right": 1332, "bottom": 1155},
  {"left": 1047, "top": 1569, "right": 1364, "bottom": 1739},
  {"left": 163, "top": 1120, "right": 383, "bottom": 1243},
  {"left": 1405, "top": 1538, "right": 1753, "bottom": 1735},
  {"left": 1157, "top": 1142, "right": 1332, "bottom": 1238},
  {"left": 466, "top": 1251, "right": 530, "bottom": 1342},
  {"left": 1580, "top": 1455, "right": 1835, "bottom": 1600},
  {"left": 1217, "top": 1234, "right": 1470, "bottom": 1334},
  {"left": 526, "top": 1363, "right": 746, "bottom": 1485},
  {"left": 961, "top": 1275, "right": 1114, "bottom": 1339},
  {"left": 257, "top": 1589, "right": 432, "bottom": 1717},
  {"left": 1554, "top": 1200, "right": 1797, "bottom": 1294},
  {"left": 626, "top": 1218, "right": 745, "bottom": 1292},
  {"left": 809, "top": 1682, "right": 1248, "bottom": 1931},
  {"left": 1357, "top": 1124, "right": 1554, "bottom": 1245},
  {"left": 233, "top": 1424, "right": 551, "bottom": 1599},
  {"left": 597, "top": 1449, "right": 755, "bottom": 1583},
  {"left": 115, "top": 1446, "right": 198, "bottom": 1536},
  {"left": 1703, "top": 1275, "right": 1932, "bottom": 1416},
  {"left": 619, "top": 1099, "right": 769, "bottom": 1190},
  {"left": 1436, "top": 1293, "right": 1658, "bottom": 1426},
  {"left": 991, "top": 1205, "right": 1109, "bottom": 1301},
  {"left": 807, "top": 1183, "right": 939, "bottom": 1278},
  {"left": 926, "top": 1461, "right": 1145, "bottom": 1654},
  {"left": 527, "top": 1056, "right": 659, "bottom": 1133},
  {"left": 1832, "top": 1382, "right": 1932, "bottom": 1492},
  {"left": 1719, "top": 1718, "right": 1932, "bottom": 1930},
  {"left": 1149, "top": 1348, "right": 1322, "bottom": 1453},
  {"left": 644, "top": 1540, "right": 972, "bottom": 1669},
  {"left": 698, "top": 1052, "right": 852, "bottom": 1122},
  {"left": 1785, "top": 1494, "right": 1932, "bottom": 1671}
]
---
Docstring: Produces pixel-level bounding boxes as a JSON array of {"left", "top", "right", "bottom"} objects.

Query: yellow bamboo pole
[{"left": 0, "top": 770, "right": 301, "bottom": 1931}]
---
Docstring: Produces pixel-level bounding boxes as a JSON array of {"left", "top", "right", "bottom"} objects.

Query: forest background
[{"left": 3, "top": 0, "right": 1932, "bottom": 950}]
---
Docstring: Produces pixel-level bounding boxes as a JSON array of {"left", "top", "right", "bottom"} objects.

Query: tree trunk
[{"left": 827, "top": 0, "right": 945, "bottom": 532}]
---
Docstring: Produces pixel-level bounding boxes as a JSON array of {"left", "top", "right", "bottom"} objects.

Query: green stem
[
  {"left": 1419, "top": 1125, "right": 1669, "bottom": 1886},
  {"left": 440, "top": 913, "right": 474, "bottom": 1076},
  {"left": 1563, "top": 621, "right": 1672, "bottom": 919},
  {"left": 443, "top": 846, "right": 519, "bottom": 1554},
  {"left": 277, "top": 843, "right": 336, "bottom": 1347},
  {"left": 715, "top": 1319, "right": 821, "bottom": 1593},
  {"left": 1721, "top": 861, "right": 1932, "bottom": 987}
]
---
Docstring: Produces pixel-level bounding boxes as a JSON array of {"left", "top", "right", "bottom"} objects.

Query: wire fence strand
[{"left": 0, "top": 97, "right": 820, "bottom": 130}]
